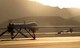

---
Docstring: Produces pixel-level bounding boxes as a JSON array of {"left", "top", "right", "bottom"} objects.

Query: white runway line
[{"left": 0, "top": 37, "right": 80, "bottom": 45}]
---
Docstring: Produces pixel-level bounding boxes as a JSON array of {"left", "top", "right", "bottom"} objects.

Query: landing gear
[{"left": 0, "top": 23, "right": 36, "bottom": 40}]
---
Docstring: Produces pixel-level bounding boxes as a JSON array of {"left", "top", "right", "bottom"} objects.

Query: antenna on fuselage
[{"left": 8, "top": 19, "right": 13, "bottom": 25}]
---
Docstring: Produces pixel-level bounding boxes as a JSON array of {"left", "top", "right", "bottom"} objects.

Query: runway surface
[{"left": 0, "top": 37, "right": 80, "bottom": 48}]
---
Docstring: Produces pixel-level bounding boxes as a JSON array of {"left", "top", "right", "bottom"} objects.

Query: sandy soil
[{"left": 0, "top": 37, "right": 80, "bottom": 48}]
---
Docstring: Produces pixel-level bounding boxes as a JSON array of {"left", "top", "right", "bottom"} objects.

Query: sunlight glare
[{"left": 29, "top": 0, "right": 80, "bottom": 9}]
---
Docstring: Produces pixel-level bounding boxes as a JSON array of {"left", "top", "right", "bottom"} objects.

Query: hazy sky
[
  {"left": 29, "top": 0, "right": 80, "bottom": 8},
  {"left": 0, "top": 0, "right": 80, "bottom": 23}
]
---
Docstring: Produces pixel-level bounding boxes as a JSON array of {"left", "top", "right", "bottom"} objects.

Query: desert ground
[{"left": 0, "top": 32, "right": 80, "bottom": 48}]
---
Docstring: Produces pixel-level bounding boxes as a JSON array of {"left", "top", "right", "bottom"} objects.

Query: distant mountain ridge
[
  {"left": 0, "top": 0, "right": 80, "bottom": 27},
  {"left": 0, "top": 16, "right": 80, "bottom": 27}
]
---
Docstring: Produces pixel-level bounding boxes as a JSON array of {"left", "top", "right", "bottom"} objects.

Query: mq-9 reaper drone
[{"left": 0, "top": 22, "right": 38, "bottom": 40}]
